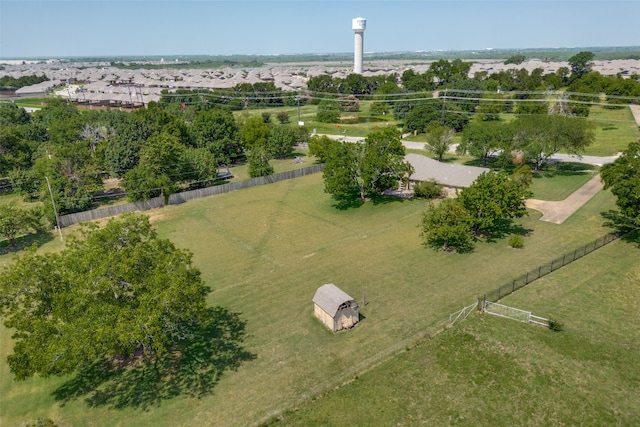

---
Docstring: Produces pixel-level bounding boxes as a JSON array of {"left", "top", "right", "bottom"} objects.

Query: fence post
[
  {"left": 562, "top": 254, "right": 566, "bottom": 266},
  {"left": 525, "top": 272, "right": 529, "bottom": 284},
  {"left": 538, "top": 266, "right": 542, "bottom": 279},
  {"left": 512, "top": 279, "right": 515, "bottom": 292}
]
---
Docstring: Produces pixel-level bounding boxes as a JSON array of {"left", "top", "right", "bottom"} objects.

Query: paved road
[{"left": 322, "top": 135, "right": 618, "bottom": 166}]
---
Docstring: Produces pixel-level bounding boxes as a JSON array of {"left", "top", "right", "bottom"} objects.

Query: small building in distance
[{"left": 313, "top": 284, "right": 359, "bottom": 332}]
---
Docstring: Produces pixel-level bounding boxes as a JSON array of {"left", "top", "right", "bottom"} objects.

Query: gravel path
[{"left": 526, "top": 174, "right": 604, "bottom": 224}]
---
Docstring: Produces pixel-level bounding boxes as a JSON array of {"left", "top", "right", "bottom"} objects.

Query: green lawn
[
  {"left": 529, "top": 162, "right": 599, "bottom": 200},
  {"left": 271, "top": 236, "right": 640, "bottom": 425},
  {"left": 0, "top": 166, "right": 623, "bottom": 426},
  {"left": 584, "top": 105, "right": 640, "bottom": 156}
]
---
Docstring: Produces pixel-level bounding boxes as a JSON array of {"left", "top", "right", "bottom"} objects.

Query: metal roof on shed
[{"left": 312, "top": 284, "right": 355, "bottom": 317}]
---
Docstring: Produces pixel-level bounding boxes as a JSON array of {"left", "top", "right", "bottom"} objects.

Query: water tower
[{"left": 352, "top": 17, "right": 366, "bottom": 74}]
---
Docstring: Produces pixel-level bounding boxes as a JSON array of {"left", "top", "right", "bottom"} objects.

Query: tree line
[
  {"left": 0, "top": 74, "right": 49, "bottom": 89},
  {"left": 0, "top": 97, "right": 308, "bottom": 228}
]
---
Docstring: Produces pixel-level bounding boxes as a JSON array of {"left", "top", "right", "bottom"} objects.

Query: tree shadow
[
  {"left": 0, "top": 231, "right": 55, "bottom": 255},
  {"left": 601, "top": 210, "right": 640, "bottom": 245},
  {"left": 483, "top": 219, "right": 533, "bottom": 243},
  {"left": 52, "top": 307, "right": 256, "bottom": 410},
  {"left": 537, "top": 162, "right": 597, "bottom": 178},
  {"left": 370, "top": 193, "right": 407, "bottom": 206},
  {"left": 331, "top": 192, "right": 364, "bottom": 210}
]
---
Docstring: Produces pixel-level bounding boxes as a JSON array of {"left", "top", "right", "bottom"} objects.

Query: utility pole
[
  {"left": 45, "top": 176, "right": 63, "bottom": 242},
  {"left": 441, "top": 89, "right": 447, "bottom": 126}
]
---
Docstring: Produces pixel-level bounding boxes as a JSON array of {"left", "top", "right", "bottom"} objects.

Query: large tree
[
  {"left": 601, "top": 141, "right": 640, "bottom": 229},
  {"left": 458, "top": 121, "right": 512, "bottom": 167},
  {"left": 511, "top": 114, "right": 595, "bottom": 172},
  {"left": 426, "top": 126, "right": 455, "bottom": 162},
  {"left": 0, "top": 214, "right": 224, "bottom": 380},
  {"left": 421, "top": 199, "right": 473, "bottom": 252},
  {"left": 457, "top": 171, "right": 530, "bottom": 237},
  {"left": 568, "top": 51, "right": 595, "bottom": 79},
  {"left": 0, "top": 203, "right": 43, "bottom": 247},
  {"left": 191, "top": 107, "right": 242, "bottom": 163},
  {"left": 322, "top": 127, "right": 412, "bottom": 202},
  {"left": 267, "top": 125, "right": 299, "bottom": 159}
]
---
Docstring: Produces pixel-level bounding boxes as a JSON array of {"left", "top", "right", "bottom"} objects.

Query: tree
[
  {"left": 267, "top": 125, "right": 298, "bottom": 158},
  {"left": 316, "top": 100, "right": 341, "bottom": 123},
  {"left": 504, "top": 54, "right": 526, "bottom": 65},
  {"left": 0, "top": 214, "right": 213, "bottom": 380},
  {"left": 191, "top": 107, "right": 242, "bottom": 163},
  {"left": 0, "top": 102, "right": 30, "bottom": 126},
  {"left": 0, "top": 204, "right": 43, "bottom": 247},
  {"left": 122, "top": 163, "right": 173, "bottom": 202},
  {"left": 240, "top": 116, "right": 271, "bottom": 148},
  {"left": 404, "top": 99, "right": 469, "bottom": 134},
  {"left": 322, "top": 127, "right": 412, "bottom": 202},
  {"left": 601, "top": 141, "right": 640, "bottom": 229},
  {"left": 248, "top": 145, "right": 274, "bottom": 178},
  {"left": 511, "top": 114, "right": 595, "bottom": 172},
  {"left": 458, "top": 121, "right": 512, "bottom": 167},
  {"left": 426, "top": 126, "right": 454, "bottom": 162},
  {"left": 276, "top": 111, "right": 290, "bottom": 124},
  {"left": 568, "top": 51, "right": 595, "bottom": 79},
  {"left": 421, "top": 199, "right": 473, "bottom": 252},
  {"left": 308, "top": 135, "right": 336, "bottom": 162},
  {"left": 180, "top": 147, "right": 218, "bottom": 188},
  {"left": 457, "top": 171, "right": 530, "bottom": 237}
]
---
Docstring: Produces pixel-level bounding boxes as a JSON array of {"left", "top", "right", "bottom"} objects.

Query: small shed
[{"left": 312, "top": 284, "right": 359, "bottom": 332}]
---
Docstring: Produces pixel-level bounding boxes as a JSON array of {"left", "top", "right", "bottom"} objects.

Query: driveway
[{"left": 525, "top": 174, "right": 604, "bottom": 224}]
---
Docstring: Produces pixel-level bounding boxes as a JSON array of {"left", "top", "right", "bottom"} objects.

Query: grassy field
[
  {"left": 529, "top": 162, "right": 599, "bottom": 201},
  {"left": 241, "top": 102, "right": 639, "bottom": 158},
  {"left": 270, "top": 236, "right": 640, "bottom": 425},
  {"left": 585, "top": 105, "right": 640, "bottom": 156},
  {"left": 0, "top": 166, "right": 621, "bottom": 426}
]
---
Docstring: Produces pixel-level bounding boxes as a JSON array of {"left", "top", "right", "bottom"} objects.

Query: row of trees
[
  {"left": 457, "top": 114, "right": 595, "bottom": 171},
  {"left": 304, "top": 52, "right": 639, "bottom": 133},
  {"left": 0, "top": 74, "right": 49, "bottom": 89},
  {"left": 0, "top": 98, "right": 307, "bottom": 224}
]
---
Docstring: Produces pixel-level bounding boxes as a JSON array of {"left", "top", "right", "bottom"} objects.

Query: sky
[{"left": 1, "top": 0, "right": 639, "bottom": 58}]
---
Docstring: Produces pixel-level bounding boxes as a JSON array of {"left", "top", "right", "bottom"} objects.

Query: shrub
[
  {"left": 508, "top": 234, "right": 525, "bottom": 248},
  {"left": 413, "top": 180, "right": 443, "bottom": 199},
  {"left": 548, "top": 319, "right": 564, "bottom": 332},
  {"left": 276, "top": 111, "right": 290, "bottom": 124}
]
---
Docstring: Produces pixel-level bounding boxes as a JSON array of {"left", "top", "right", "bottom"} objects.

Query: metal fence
[
  {"left": 482, "top": 232, "right": 621, "bottom": 303},
  {"left": 58, "top": 164, "right": 325, "bottom": 228}
]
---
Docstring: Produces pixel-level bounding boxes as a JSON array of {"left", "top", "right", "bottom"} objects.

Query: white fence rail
[
  {"left": 482, "top": 301, "right": 549, "bottom": 327},
  {"left": 449, "top": 301, "right": 478, "bottom": 325}
]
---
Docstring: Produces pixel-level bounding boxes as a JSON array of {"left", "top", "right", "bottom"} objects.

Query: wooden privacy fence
[
  {"left": 58, "top": 164, "right": 326, "bottom": 228},
  {"left": 168, "top": 164, "right": 325, "bottom": 205},
  {"left": 59, "top": 196, "right": 165, "bottom": 227}
]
